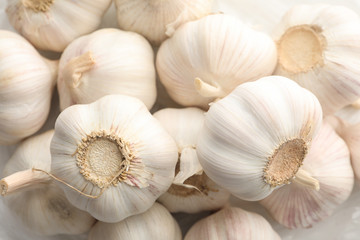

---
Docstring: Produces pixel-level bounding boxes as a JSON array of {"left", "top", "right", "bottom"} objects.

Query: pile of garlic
[{"left": 1, "top": 1, "right": 360, "bottom": 239}]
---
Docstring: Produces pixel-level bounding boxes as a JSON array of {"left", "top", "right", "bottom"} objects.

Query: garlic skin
[
  {"left": 154, "top": 108, "right": 230, "bottom": 213},
  {"left": 197, "top": 76, "right": 323, "bottom": 201},
  {"left": 0, "top": 30, "right": 57, "bottom": 145},
  {"left": 336, "top": 102, "right": 360, "bottom": 125},
  {"left": 50, "top": 95, "right": 178, "bottom": 223},
  {"left": 156, "top": 14, "right": 277, "bottom": 109},
  {"left": 57, "top": 28, "right": 156, "bottom": 111},
  {"left": 89, "top": 202, "right": 181, "bottom": 240},
  {"left": 1, "top": 130, "right": 96, "bottom": 236},
  {"left": 260, "top": 122, "right": 354, "bottom": 229},
  {"left": 273, "top": 4, "right": 360, "bottom": 115},
  {"left": 114, "top": 0, "right": 213, "bottom": 46},
  {"left": 6, "top": 0, "right": 112, "bottom": 52},
  {"left": 184, "top": 207, "right": 280, "bottom": 240}
]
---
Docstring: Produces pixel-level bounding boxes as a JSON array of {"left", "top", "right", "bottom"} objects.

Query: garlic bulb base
[
  {"left": 0, "top": 169, "right": 50, "bottom": 196},
  {"left": 264, "top": 138, "right": 307, "bottom": 187},
  {"left": 278, "top": 24, "right": 326, "bottom": 74},
  {"left": 194, "top": 78, "right": 225, "bottom": 98},
  {"left": 22, "top": 0, "right": 54, "bottom": 13},
  {"left": 292, "top": 168, "right": 320, "bottom": 191}
]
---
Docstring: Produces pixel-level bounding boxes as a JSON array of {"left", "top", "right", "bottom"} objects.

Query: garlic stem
[
  {"left": 351, "top": 99, "right": 360, "bottom": 109},
  {"left": 0, "top": 169, "right": 50, "bottom": 196},
  {"left": 293, "top": 168, "right": 320, "bottom": 191},
  {"left": 63, "top": 51, "right": 95, "bottom": 88},
  {"left": 194, "top": 78, "right": 225, "bottom": 98}
]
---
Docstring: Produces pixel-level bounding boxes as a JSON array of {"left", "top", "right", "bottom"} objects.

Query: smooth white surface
[{"left": 1, "top": 0, "right": 360, "bottom": 239}]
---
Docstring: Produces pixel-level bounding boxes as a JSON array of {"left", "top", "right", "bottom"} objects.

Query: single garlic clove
[
  {"left": 154, "top": 108, "right": 230, "bottom": 213},
  {"left": 88, "top": 202, "right": 182, "bottom": 240},
  {"left": 57, "top": 28, "right": 156, "bottom": 111},
  {"left": 184, "top": 207, "right": 280, "bottom": 240},
  {"left": 197, "top": 76, "right": 323, "bottom": 201},
  {"left": 273, "top": 4, "right": 360, "bottom": 116},
  {"left": 156, "top": 14, "right": 277, "bottom": 109},
  {"left": 50, "top": 95, "right": 178, "bottom": 223},
  {"left": 114, "top": 0, "right": 213, "bottom": 46},
  {"left": 260, "top": 122, "right": 354, "bottom": 229},
  {"left": 1, "top": 130, "right": 96, "bottom": 236},
  {"left": 0, "top": 30, "right": 57, "bottom": 145},
  {"left": 6, "top": 0, "right": 112, "bottom": 52}
]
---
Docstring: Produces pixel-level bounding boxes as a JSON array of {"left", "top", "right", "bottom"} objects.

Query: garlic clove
[
  {"left": 273, "top": 4, "right": 360, "bottom": 116},
  {"left": 184, "top": 207, "right": 280, "bottom": 240},
  {"left": 114, "top": 0, "right": 213, "bottom": 46},
  {"left": 57, "top": 28, "right": 156, "bottom": 111},
  {"left": 156, "top": 14, "right": 277, "bottom": 109},
  {"left": 260, "top": 122, "right": 354, "bottom": 229},
  {"left": 197, "top": 76, "right": 323, "bottom": 201},
  {"left": 50, "top": 94, "right": 178, "bottom": 223},
  {"left": 6, "top": 0, "right": 112, "bottom": 52},
  {"left": 89, "top": 202, "right": 181, "bottom": 240}
]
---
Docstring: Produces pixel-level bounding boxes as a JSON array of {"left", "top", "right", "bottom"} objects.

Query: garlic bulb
[
  {"left": 50, "top": 94, "right": 178, "bottom": 223},
  {"left": 260, "top": 122, "right": 354, "bottom": 229},
  {"left": 336, "top": 101, "right": 360, "bottom": 125},
  {"left": 0, "top": 30, "right": 57, "bottom": 145},
  {"left": 89, "top": 202, "right": 181, "bottom": 240},
  {"left": 184, "top": 207, "right": 280, "bottom": 240},
  {"left": 154, "top": 108, "right": 230, "bottom": 213},
  {"left": 114, "top": 0, "right": 213, "bottom": 46},
  {"left": 0, "top": 130, "right": 95, "bottom": 236},
  {"left": 273, "top": 4, "right": 360, "bottom": 115},
  {"left": 57, "top": 28, "right": 156, "bottom": 111},
  {"left": 156, "top": 14, "right": 277, "bottom": 109},
  {"left": 6, "top": 0, "right": 112, "bottom": 52},
  {"left": 197, "top": 76, "right": 323, "bottom": 201}
]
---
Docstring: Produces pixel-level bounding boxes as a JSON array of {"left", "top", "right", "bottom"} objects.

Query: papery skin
[
  {"left": 51, "top": 95, "right": 178, "bottom": 223},
  {"left": 6, "top": 0, "right": 112, "bottom": 52},
  {"left": 260, "top": 122, "right": 354, "bottom": 229}
]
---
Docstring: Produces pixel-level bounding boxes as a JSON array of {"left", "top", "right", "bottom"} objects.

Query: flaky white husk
[
  {"left": 260, "top": 122, "right": 354, "bottom": 229},
  {"left": 156, "top": 14, "right": 277, "bottom": 109},
  {"left": 273, "top": 4, "right": 360, "bottom": 115},
  {"left": 6, "top": 0, "right": 112, "bottom": 52},
  {"left": 57, "top": 28, "right": 156, "bottom": 111},
  {"left": 114, "top": 0, "right": 212, "bottom": 46},
  {"left": 184, "top": 207, "right": 280, "bottom": 240},
  {"left": 2, "top": 131, "right": 96, "bottom": 236},
  {"left": 154, "top": 108, "right": 230, "bottom": 213},
  {"left": 197, "top": 76, "right": 323, "bottom": 201},
  {"left": 0, "top": 30, "right": 57, "bottom": 145},
  {"left": 50, "top": 95, "right": 178, "bottom": 223},
  {"left": 88, "top": 202, "right": 181, "bottom": 240}
]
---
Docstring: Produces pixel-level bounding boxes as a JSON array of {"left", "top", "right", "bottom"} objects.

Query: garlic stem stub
[
  {"left": 0, "top": 30, "right": 57, "bottom": 145},
  {"left": 273, "top": 4, "right": 360, "bottom": 115},
  {"left": 260, "top": 122, "right": 354, "bottom": 229},
  {"left": 156, "top": 14, "right": 277, "bottom": 109},
  {"left": 6, "top": 0, "right": 112, "bottom": 52},
  {"left": 50, "top": 94, "right": 178, "bottom": 223},
  {"left": 89, "top": 202, "right": 182, "bottom": 240},
  {"left": 197, "top": 76, "right": 323, "bottom": 201},
  {"left": 184, "top": 207, "right": 280, "bottom": 240},
  {"left": 1, "top": 130, "right": 96, "bottom": 236},
  {"left": 57, "top": 28, "right": 156, "bottom": 111},
  {"left": 154, "top": 108, "right": 230, "bottom": 213},
  {"left": 114, "top": 0, "right": 213, "bottom": 46}
]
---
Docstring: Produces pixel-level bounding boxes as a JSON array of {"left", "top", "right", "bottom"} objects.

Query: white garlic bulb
[
  {"left": 156, "top": 14, "right": 277, "bottom": 109},
  {"left": 184, "top": 207, "right": 280, "bottom": 240},
  {"left": 0, "top": 30, "right": 57, "bottom": 145},
  {"left": 57, "top": 28, "right": 156, "bottom": 111},
  {"left": 260, "top": 122, "right": 353, "bottom": 229},
  {"left": 114, "top": 0, "right": 213, "bottom": 46},
  {"left": 50, "top": 94, "right": 178, "bottom": 223},
  {"left": 336, "top": 102, "right": 360, "bottom": 125},
  {"left": 154, "top": 108, "right": 230, "bottom": 213},
  {"left": 0, "top": 130, "right": 96, "bottom": 236},
  {"left": 6, "top": 0, "right": 112, "bottom": 52},
  {"left": 89, "top": 202, "right": 181, "bottom": 240},
  {"left": 197, "top": 76, "right": 323, "bottom": 201},
  {"left": 273, "top": 4, "right": 360, "bottom": 115}
]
